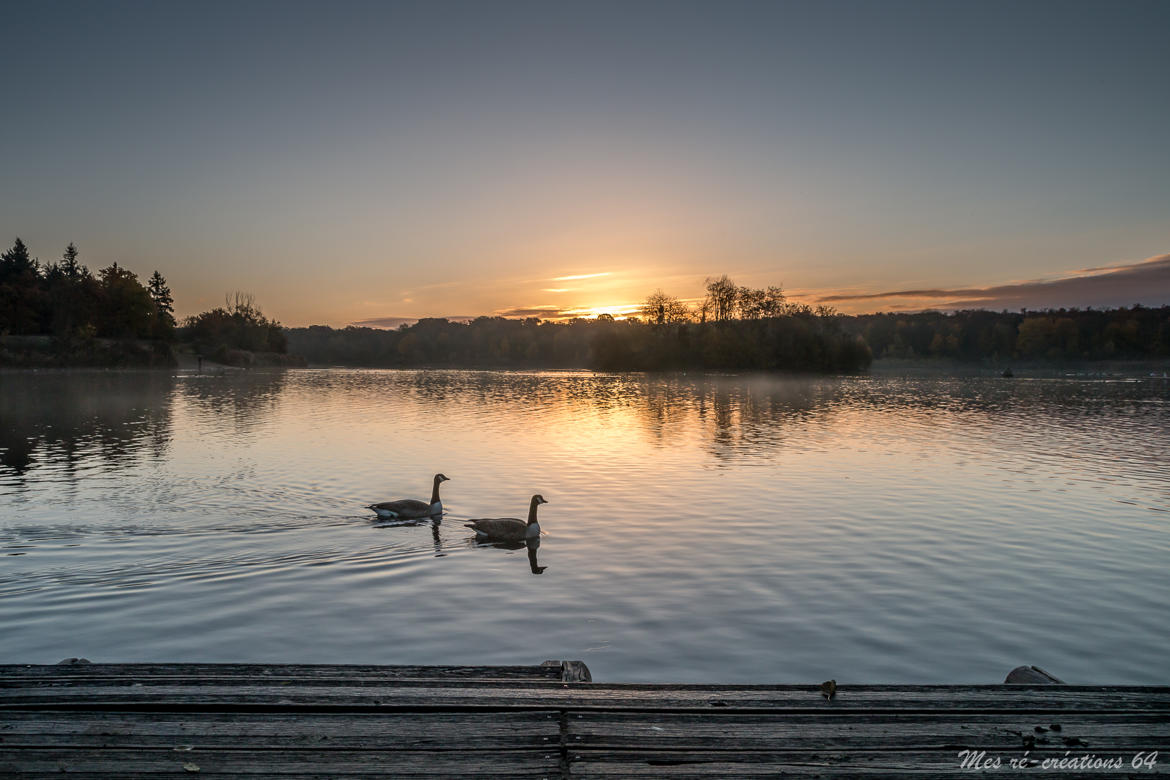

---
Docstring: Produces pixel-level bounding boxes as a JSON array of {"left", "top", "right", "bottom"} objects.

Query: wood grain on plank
[
  {"left": 0, "top": 664, "right": 563, "bottom": 681},
  {"left": 565, "top": 711, "right": 1170, "bottom": 750},
  {"left": 0, "top": 748, "right": 562, "bottom": 777},
  {"left": 570, "top": 749, "right": 1167, "bottom": 777},
  {"left": 0, "top": 710, "right": 560, "bottom": 749},
  {"left": 4, "top": 683, "right": 1168, "bottom": 713}
]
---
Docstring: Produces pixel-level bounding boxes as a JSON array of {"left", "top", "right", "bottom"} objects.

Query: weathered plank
[
  {"left": 4, "top": 682, "right": 1168, "bottom": 713},
  {"left": 0, "top": 748, "right": 563, "bottom": 777},
  {"left": 565, "top": 712, "right": 1170, "bottom": 750},
  {"left": 8, "top": 710, "right": 1165, "bottom": 752},
  {"left": 570, "top": 749, "right": 1167, "bottom": 777},
  {"left": 0, "top": 663, "right": 564, "bottom": 682},
  {"left": 0, "top": 710, "right": 560, "bottom": 750},
  {"left": 1, "top": 664, "right": 1165, "bottom": 779}
]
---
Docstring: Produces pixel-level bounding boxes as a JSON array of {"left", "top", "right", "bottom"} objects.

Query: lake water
[{"left": 1, "top": 369, "right": 1167, "bottom": 684}]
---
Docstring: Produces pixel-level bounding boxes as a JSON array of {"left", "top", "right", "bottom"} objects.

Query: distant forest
[
  {"left": 850, "top": 306, "right": 1170, "bottom": 362},
  {"left": 290, "top": 278, "right": 1170, "bottom": 370},
  {"left": 4, "top": 237, "right": 1168, "bottom": 371},
  {"left": 288, "top": 276, "right": 872, "bottom": 372}
]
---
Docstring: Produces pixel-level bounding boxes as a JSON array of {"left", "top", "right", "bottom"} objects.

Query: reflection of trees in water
[
  {"left": 175, "top": 371, "right": 287, "bottom": 436},
  {"left": 643, "top": 376, "right": 841, "bottom": 462},
  {"left": 0, "top": 372, "right": 175, "bottom": 481},
  {"left": 382, "top": 369, "right": 846, "bottom": 462},
  {"left": 294, "top": 370, "right": 1170, "bottom": 470}
]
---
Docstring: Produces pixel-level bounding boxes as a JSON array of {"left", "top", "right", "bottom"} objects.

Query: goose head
[{"left": 429, "top": 473, "right": 451, "bottom": 508}]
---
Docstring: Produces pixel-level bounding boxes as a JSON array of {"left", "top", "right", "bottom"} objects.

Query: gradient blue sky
[{"left": 2, "top": 0, "right": 1167, "bottom": 324}]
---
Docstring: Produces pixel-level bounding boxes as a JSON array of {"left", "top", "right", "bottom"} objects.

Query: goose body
[
  {"left": 369, "top": 474, "right": 449, "bottom": 519},
  {"left": 465, "top": 494, "right": 547, "bottom": 543}
]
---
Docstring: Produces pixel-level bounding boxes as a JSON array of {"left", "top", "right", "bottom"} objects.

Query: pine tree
[
  {"left": 0, "top": 237, "right": 37, "bottom": 281},
  {"left": 0, "top": 238, "right": 46, "bottom": 333},
  {"left": 148, "top": 270, "right": 176, "bottom": 332},
  {"left": 61, "top": 242, "right": 82, "bottom": 279}
]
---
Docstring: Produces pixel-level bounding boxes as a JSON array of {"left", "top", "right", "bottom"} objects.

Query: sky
[{"left": 2, "top": 0, "right": 1167, "bottom": 326}]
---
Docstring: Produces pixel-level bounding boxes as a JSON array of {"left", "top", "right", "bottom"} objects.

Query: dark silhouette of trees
[
  {"left": 288, "top": 296, "right": 1168, "bottom": 373},
  {"left": 181, "top": 292, "right": 289, "bottom": 363},
  {"left": 641, "top": 289, "right": 692, "bottom": 324},
  {"left": 0, "top": 237, "right": 172, "bottom": 342},
  {"left": 4, "top": 234, "right": 1167, "bottom": 371},
  {"left": 848, "top": 306, "right": 1170, "bottom": 362},
  {"left": 287, "top": 276, "right": 873, "bottom": 374},
  {"left": 0, "top": 238, "right": 44, "bottom": 334},
  {"left": 148, "top": 270, "right": 176, "bottom": 338},
  {"left": 43, "top": 242, "right": 99, "bottom": 343},
  {"left": 691, "top": 277, "right": 790, "bottom": 323},
  {"left": 0, "top": 237, "right": 37, "bottom": 277},
  {"left": 61, "top": 242, "right": 82, "bottom": 278},
  {"left": 702, "top": 275, "right": 738, "bottom": 322},
  {"left": 96, "top": 262, "right": 156, "bottom": 338},
  {"left": 0, "top": 238, "right": 177, "bottom": 366},
  {"left": 737, "top": 285, "right": 787, "bottom": 320}
]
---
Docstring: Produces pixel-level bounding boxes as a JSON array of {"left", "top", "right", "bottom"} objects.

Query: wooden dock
[{"left": 2, "top": 662, "right": 1167, "bottom": 777}]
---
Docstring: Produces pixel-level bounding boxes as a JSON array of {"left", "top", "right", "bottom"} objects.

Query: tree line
[
  {"left": 290, "top": 276, "right": 1170, "bottom": 371},
  {"left": 0, "top": 237, "right": 288, "bottom": 366},
  {"left": 183, "top": 292, "right": 291, "bottom": 365},
  {"left": 287, "top": 276, "right": 873, "bottom": 373},
  {"left": 6, "top": 236, "right": 1166, "bottom": 370},
  {"left": 849, "top": 307, "right": 1170, "bottom": 362},
  {"left": 596, "top": 276, "right": 870, "bottom": 371},
  {"left": 1, "top": 237, "right": 175, "bottom": 341}
]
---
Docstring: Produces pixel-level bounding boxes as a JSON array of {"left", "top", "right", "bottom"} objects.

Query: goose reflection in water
[
  {"left": 526, "top": 537, "right": 546, "bottom": 574},
  {"left": 467, "top": 536, "right": 547, "bottom": 575},
  {"left": 368, "top": 514, "right": 447, "bottom": 557}
]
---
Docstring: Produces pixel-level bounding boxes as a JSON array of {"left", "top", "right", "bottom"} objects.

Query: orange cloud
[
  {"left": 552, "top": 272, "right": 612, "bottom": 281},
  {"left": 819, "top": 253, "right": 1170, "bottom": 311}
]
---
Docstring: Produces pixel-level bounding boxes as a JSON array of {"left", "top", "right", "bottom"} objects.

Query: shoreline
[{"left": 4, "top": 357, "right": 1169, "bottom": 380}]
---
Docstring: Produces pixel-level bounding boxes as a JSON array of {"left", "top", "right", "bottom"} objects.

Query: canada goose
[
  {"left": 369, "top": 474, "right": 449, "bottom": 519},
  {"left": 465, "top": 494, "right": 547, "bottom": 543}
]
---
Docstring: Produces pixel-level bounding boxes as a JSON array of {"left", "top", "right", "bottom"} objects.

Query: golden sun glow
[
  {"left": 552, "top": 272, "right": 612, "bottom": 281},
  {"left": 563, "top": 303, "right": 642, "bottom": 320}
]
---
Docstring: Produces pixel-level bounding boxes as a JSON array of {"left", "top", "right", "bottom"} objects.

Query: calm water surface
[{"left": 1, "top": 369, "right": 1167, "bottom": 683}]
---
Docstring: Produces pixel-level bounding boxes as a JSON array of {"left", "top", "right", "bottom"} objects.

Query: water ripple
[{"left": 0, "top": 370, "right": 1167, "bottom": 682}]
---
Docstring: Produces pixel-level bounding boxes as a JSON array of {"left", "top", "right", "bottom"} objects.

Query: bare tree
[
  {"left": 703, "top": 275, "right": 738, "bottom": 322},
  {"left": 641, "top": 289, "right": 692, "bottom": 324}
]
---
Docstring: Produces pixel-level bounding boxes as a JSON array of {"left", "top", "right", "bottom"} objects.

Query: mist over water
[{"left": 1, "top": 369, "right": 1167, "bottom": 683}]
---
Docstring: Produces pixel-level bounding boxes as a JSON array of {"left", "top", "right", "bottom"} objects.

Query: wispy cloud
[
  {"left": 819, "top": 253, "right": 1170, "bottom": 311},
  {"left": 491, "top": 302, "right": 642, "bottom": 320},
  {"left": 552, "top": 272, "right": 612, "bottom": 281},
  {"left": 493, "top": 306, "right": 568, "bottom": 318},
  {"left": 349, "top": 315, "right": 478, "bottom": 329}
]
